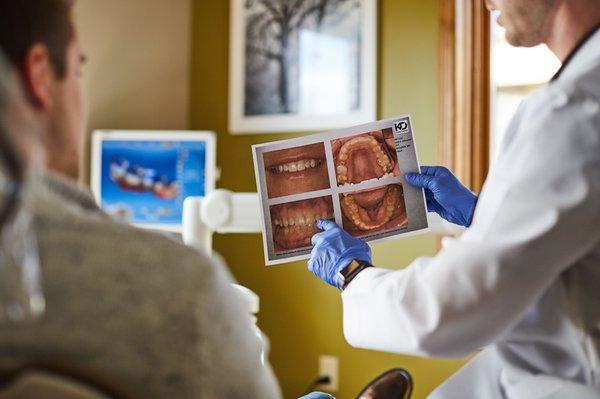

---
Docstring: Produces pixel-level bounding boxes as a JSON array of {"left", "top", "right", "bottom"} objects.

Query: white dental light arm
[{"left": 182, "top": 190, "right": 262, "bottom": 255}]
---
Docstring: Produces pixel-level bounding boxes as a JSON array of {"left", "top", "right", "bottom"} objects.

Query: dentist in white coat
[{"left": 307, "top": 0, "right": 600, "bottom": 397}]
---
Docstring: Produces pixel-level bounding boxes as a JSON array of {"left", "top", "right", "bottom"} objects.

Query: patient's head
[
  {"left": 0, "top": 0, "right": 86, "bottom": 180},
  {"left": 0, "top": 51, "right": 41, "bottom": 229}
]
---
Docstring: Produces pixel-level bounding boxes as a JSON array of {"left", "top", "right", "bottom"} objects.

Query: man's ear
[{"left": 20, "top": 44, "right": 55, "bottom": 111}]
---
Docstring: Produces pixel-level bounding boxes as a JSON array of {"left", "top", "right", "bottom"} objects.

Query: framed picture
[{"left": 229, "top": 0, "right": 378, "bottom": 134}]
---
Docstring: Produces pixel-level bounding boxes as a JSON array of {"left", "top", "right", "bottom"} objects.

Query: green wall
[{"left": 190, "top": 1, "right": 466, "bottom": 397}]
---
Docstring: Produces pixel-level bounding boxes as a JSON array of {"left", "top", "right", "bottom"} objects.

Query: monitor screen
[{"left": 91, "top": 131, "right": 216, "bottom": 231}]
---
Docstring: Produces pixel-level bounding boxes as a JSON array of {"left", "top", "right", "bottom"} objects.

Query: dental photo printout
[{"left": 253, "top": 115, "right": 429, "bottom": 265}]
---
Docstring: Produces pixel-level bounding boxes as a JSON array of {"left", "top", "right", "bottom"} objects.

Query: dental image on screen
[{"left": 99, "top": 140, "right": 207, "bottom": 227}]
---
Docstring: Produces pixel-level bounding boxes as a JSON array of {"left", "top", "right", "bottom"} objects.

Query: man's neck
[
  {"left": 45, "top": 156, "right": 80, "bottom": 181},
  {"left": 546, "top": 1, "right": 600, "bottom": 61}
]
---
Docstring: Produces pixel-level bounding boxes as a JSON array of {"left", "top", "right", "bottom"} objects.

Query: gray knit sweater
[{"left": 0, "top": 172, "right": 282, "bottom": 399}]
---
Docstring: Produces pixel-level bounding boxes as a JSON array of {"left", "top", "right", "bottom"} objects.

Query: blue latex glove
[
  {"left": 405, "top": 166, "right": 478, "bottom": 227},
  {"left": 308, "top": 220, "right": 372, "bottom": 289}
]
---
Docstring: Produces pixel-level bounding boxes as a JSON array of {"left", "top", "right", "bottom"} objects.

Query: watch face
[{"left": 341, "top": 260, "right": 360, "bottom": 278}]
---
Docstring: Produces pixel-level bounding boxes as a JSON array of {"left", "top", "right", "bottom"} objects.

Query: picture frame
[{"left": 229, "top": 0, "right": 378, "bottom": 134}]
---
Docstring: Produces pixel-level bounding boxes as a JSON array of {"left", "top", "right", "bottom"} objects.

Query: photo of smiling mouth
[
  {"left": 268, "top": 158, "right": 323, "bottom": 174},
  {"left": 270, "top": 196, "right": 334, "bottom": 252},
  {"left": 332, "top": 130, "right": 400, "bottom": 186},
  {"left": 341, "top": 184, "right": 407, "bottom": 236},
  {"left": 263, "top": 142, "right": 330, "bottom": 198}
]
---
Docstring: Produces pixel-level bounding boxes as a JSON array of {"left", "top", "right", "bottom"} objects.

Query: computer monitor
[{"left": 91, "top": 130, "right": 216, "bottom": 232}]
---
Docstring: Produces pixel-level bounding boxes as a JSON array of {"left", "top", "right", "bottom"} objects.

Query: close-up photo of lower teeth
[
  {"left": 341, "top": 184, "right": 407, "bottom": 235},
  {"left": 335, "top": 134, "right": 397, "bottom": 186}
]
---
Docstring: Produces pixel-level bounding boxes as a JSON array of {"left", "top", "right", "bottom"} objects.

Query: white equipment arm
[{"left": 182, "top": 190, "right": 262, "bottom": 254}]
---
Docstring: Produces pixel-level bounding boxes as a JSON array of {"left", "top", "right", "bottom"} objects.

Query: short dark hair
[
  {"left": 0, "top": 0, "right": 75, "bottom": 78},
  {"left": 0, "top": 52, "right": 11, "bottom": 135}
]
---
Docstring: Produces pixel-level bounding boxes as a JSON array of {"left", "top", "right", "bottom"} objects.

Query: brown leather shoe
[{"left": 356, "top": 368, "right": 413, "bottom": 399}]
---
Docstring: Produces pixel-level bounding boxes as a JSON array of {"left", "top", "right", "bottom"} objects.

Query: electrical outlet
[{"left": 317, "top": 355, "right": 339, "bottom": 392}]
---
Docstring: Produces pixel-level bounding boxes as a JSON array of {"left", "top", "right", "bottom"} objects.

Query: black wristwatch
[{"left": 338, "top": 259, "right": 373, "bottom": 290}]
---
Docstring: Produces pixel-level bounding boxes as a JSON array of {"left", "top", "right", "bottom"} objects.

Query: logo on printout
[{"left": 393, "top": 119, "right": 410, "bottom": 134}]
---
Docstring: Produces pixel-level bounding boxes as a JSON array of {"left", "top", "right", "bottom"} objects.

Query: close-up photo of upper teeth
[
  {"left": 340, "top": 173, "right": 396, "bottom": 187},
  {"left": 270, "top": 159, "right": 321, "bottom": 174},
  {"left": 336, "top": 135, "right": 394, "bottom": 185},
  {"left": 273, "top": 211, "right": 332, "bottom": 228}
]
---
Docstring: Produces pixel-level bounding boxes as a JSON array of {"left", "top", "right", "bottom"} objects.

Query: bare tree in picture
[{"left": 245, "top": 0, "right": 360, "bottom": 116}]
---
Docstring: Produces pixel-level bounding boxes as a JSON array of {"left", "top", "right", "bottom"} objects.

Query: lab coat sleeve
[{"left": 341, "top": 87, "right": 600, "bottom": 358}]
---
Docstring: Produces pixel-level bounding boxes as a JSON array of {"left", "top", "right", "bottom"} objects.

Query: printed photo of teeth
[
  {"left": 340, "top": 184, "right": 407, "bottom": 237},
  {"left": 263, "top": 142, "right": 330, "bottom": 198},
  {"left": 332, "top": 129, "right": 400, "bottom": 187},
  {"left": 269, "top": 196, "right": 335, "bottom": 253},
  {"left": 253, "top": 115, "right": 429, "bottom": 265}
]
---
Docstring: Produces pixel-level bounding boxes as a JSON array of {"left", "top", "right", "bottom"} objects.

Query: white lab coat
[{"left": 341, "top": 30, "right": 600, "bottom": 398}]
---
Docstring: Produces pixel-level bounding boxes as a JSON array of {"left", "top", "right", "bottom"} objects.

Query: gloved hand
[
  {"left": 405, "top": 166, "right": 478, "bottom": 227},
  {"left": 308, "top": 220, "right": 372, "bottom": 289}
]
